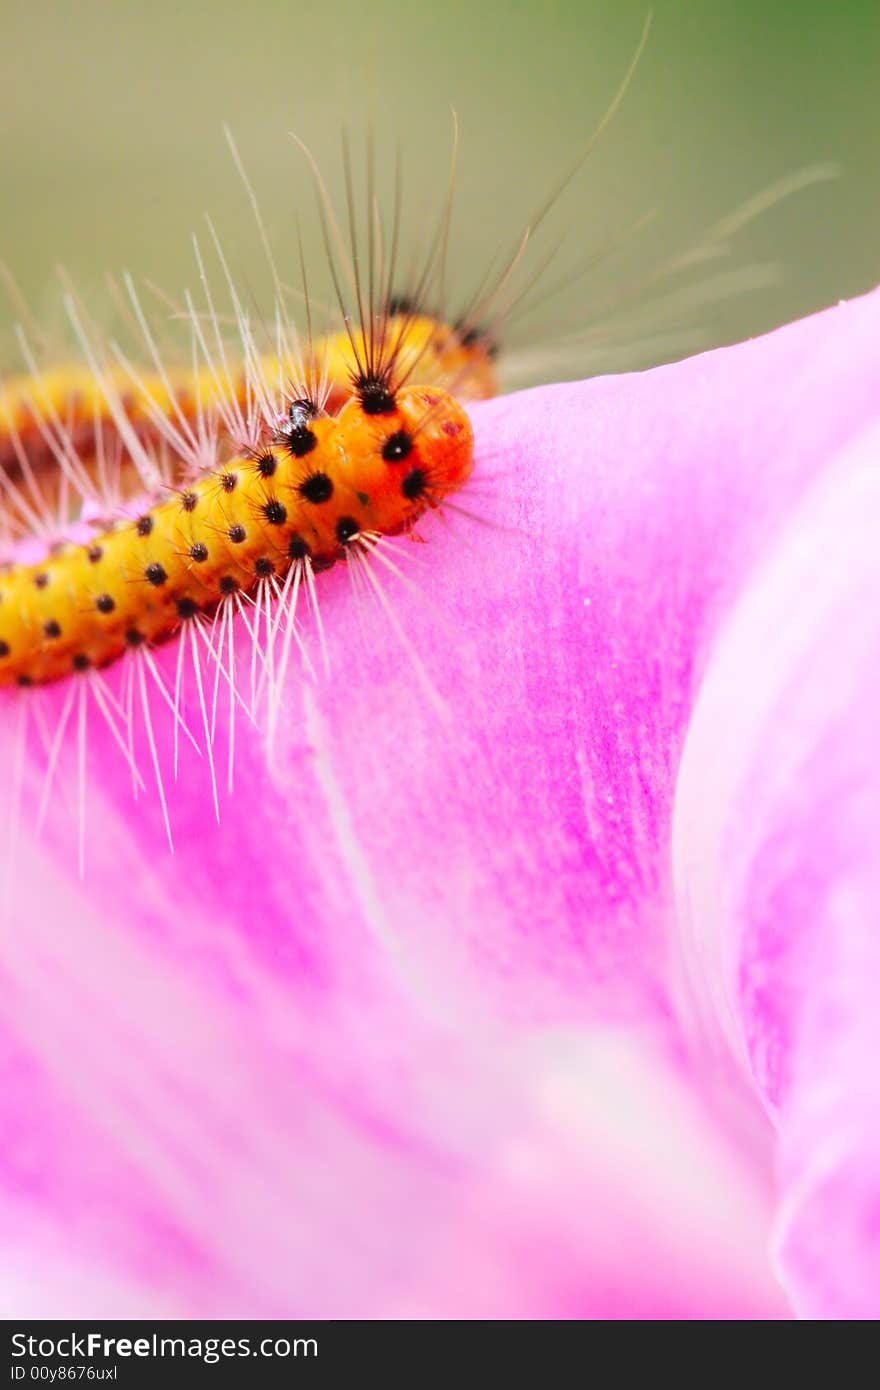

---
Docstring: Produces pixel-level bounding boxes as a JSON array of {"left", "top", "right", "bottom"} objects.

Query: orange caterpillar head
[{"left": 331, "top": 383, "right": 474, "bottom": 539}]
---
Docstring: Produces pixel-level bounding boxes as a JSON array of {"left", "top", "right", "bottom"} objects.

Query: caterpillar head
[{"left": 334, "top": 384, "right": 474, "bottom": 538}]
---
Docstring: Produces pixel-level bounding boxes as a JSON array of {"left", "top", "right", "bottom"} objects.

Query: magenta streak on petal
[{"left": 1, "top": 287, "right": 879, "bottom": 1316}]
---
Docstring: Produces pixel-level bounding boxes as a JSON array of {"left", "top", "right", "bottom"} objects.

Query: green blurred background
[{"left": 1, "top": 0, "right": 878, "bottom": 376}]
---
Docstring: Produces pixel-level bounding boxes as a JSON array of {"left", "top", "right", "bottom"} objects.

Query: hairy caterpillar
[
  {"left": 0, "top": 100, "right": 511, "bottom": 694},
  {"left": 0, "top": 316, "right": 482, "bottom": 688}
]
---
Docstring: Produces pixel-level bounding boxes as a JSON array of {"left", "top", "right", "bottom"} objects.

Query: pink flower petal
[
  {"left": 1, "top": 841, "right": 785, "bottom": 1316},
  {"left": 674, "top": 415, "right": 880, "bottom": 1317}
]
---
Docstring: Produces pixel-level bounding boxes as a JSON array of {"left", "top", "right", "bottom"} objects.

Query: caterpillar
[
  {"left": 0, "top": 312, "right": 484, "bottom": 688},
  {"left": 0, "top": 89, "right": 518, "bottom": 696}
]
